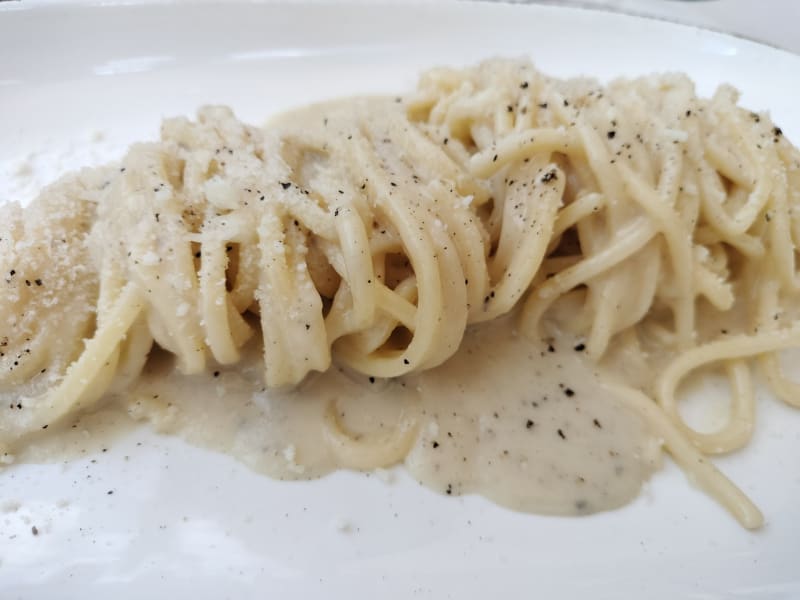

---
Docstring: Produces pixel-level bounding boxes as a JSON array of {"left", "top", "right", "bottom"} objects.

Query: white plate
[{"left": 1, "top": 2, "right": 799, "bottom": 598}]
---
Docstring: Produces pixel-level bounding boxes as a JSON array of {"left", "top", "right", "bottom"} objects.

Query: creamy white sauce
[
  {"left": 407, "top": 320, "right": 661, "bottom": 515},
  {"left": 14, "top": 317, "right": 660, "bottom": 517}
]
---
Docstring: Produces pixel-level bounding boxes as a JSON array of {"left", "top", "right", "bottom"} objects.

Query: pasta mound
[{"left": 2, "top": 59, "right": 799, "bottom": 528}]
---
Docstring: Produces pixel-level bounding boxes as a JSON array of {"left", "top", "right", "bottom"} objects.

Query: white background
[{"left": 519, "top": 0, "right": 800, "bottom": 54}]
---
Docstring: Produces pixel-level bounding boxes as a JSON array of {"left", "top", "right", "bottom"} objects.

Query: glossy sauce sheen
[{"left": 17, "top": 318, "right": 660, "bottom": 517}]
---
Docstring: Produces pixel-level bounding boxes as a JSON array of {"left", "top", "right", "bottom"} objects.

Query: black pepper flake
[
  {"left": 507, "top": 105, "right": 513, "bottom": 112},
  {"left": 541, "top": 170, "right": 558, "bottom": 183},
  {"left": 607, "top": 131, "right": 616, "bottom": 139},
  {"left": 443, "top": 138, "right": 449, "bottom": 145},
  {"left": 194, "top": 251, "right": 201, "bottom": 258},
  {"left": 773, "top": 126, "right": 783, "bottom": 137},
  {"left": 107, "top": 490, "right": 114, "bottom": 495},
  {"left": 526, "top": 419, "right": 534, "bottom": 429},
  {"left": 750, "top": 112, "right": 761, "bottom": 122},
  {"left": 564, "top": 388, "right": 575, "bottom": 397},
  {"left": 538, "top": 102, "right": 548, "bottom": 109},
  {"left": 305, "top": 323, "right": 310, "bottom": 330},
  {"left": 547, "top": 344, "right": 555, "bottom": 353},
  {"left": 520, "top": 81, "right": 529, "bottom": 89},
  {"left": 685, "top": 110, "right": 692, "bottom": 117},
  {"left": 9, "top": 270, "right": 15, "bottom": 276},
  {"left": 558, "top": 429, "right": 567, "bottom": 440},
  {"left": 446, "top": 483, "right": 452, "bottom": 495},
  {"left": 390, "top": 182, "right": 397, "bottom": 187},
  {"left": 334, "top": 208, "right": 340, "bottom": 217},
  {"left": 403, "top": 358, "right": 410, "bottom": 365},
  {"left": 573, "top": 343, "right": 585, "bottom": 352},
  {"left": 492, "top": 154, "right": 498, "bottom": 162},
  {"left": 368, "top": 376, "right": 375, "bottom": 384},
  {"left": 593, "top": 419, "right": 602, "bottom": 429},
  {"left": 213, "top": 371, "right": 220, "bottom": 378},
  {"left": 280, "top": 182, "right": 291, "bottom": 190},
  {"left": 31, "top": 526, "right": 39, "bottom": 536},
  {"left": 432, "top": 441, "right": 440, "bottom": 449},
  {"left": 41, "top": 424, "right": 48, "bottom": 429}
]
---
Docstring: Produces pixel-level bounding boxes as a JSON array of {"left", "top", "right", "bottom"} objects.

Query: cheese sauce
[{"left": 13, "top": 317, "right": 660, "bottom": 517}]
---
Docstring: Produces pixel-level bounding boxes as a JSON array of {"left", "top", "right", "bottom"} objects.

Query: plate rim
[{"left": 2, "top": 0, "right": 799, "bottom": 61}]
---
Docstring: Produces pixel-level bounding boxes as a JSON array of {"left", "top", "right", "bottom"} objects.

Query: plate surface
[{"left": 1, "top": 2, "right": 799, "bottom": 599}]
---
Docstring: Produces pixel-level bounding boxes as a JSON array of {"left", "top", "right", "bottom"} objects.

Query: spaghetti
[{"left": 1, "top": 59, "right": 798, "bottom": 529}]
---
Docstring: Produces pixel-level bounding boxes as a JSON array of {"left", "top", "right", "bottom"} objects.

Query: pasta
[{"left": 1, "top": 59, "right": 798, "bottom": 529}]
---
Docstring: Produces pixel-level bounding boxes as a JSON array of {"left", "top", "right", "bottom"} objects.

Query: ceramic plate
[{"left": 1, "top": 2, "right": 798, "bottom": 598}]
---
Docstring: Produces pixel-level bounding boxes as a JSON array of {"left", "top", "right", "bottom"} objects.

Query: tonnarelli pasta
[{"left": 1, "top": 59, "right": 798, "bottom": 529}]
